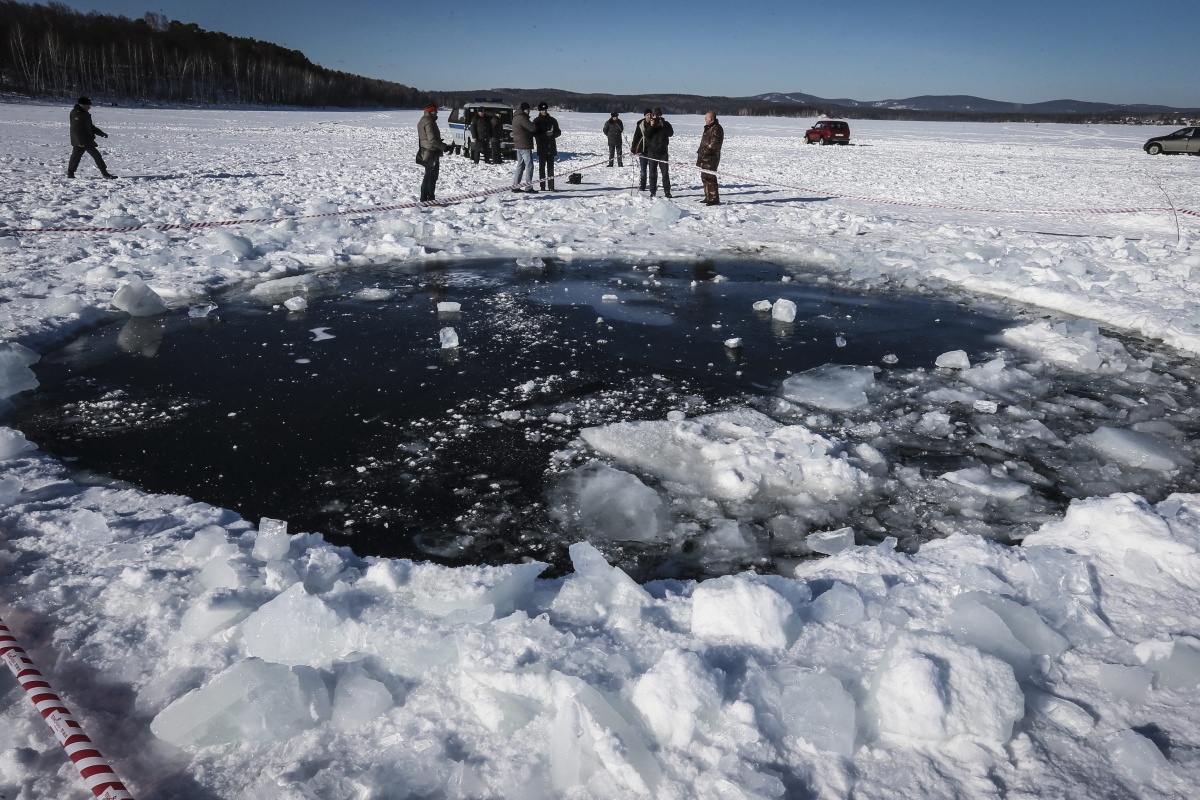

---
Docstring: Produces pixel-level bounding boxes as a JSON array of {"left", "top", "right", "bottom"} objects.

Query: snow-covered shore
[{"left": 2, "top": 105, "right": 1199, "bottom": 799}]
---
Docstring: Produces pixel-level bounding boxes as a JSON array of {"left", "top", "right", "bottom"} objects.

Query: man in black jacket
[
  {"left": 68, "top": 97, "right": 116, "bottom": 179},
  {"left": 643, "top": 107, "right": 673, "bottom": 198},
  {"left": 629, "top": 109, "right": 653, "bottom": 191},
  {"left": 603, "top": 112, "right": 624, "bottom": 167},
  {"left": 489, "top": 111, "right": 505, "bottom": 164},
  {"left": 533, "top": 102, "right": 561, "bottom": 191},
  {"left": 469, "top": 109, "right": 492, "bottom": 164}
]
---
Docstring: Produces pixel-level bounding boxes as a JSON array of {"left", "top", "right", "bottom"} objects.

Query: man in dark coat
[
  {"left": 533, "top": 102, "right": 561, "bottom": 191},
  {"left": 629, "top": 109, "right": 653, "bottom": 191},
  {"left": 416, "top": 104, "right": 454, "bottom": 203},
  {"left": 696, "top": 111, "right": 724, "bottom": 205},
  {"left": 68, "top": 97, "right": 116, "bottom": 179},
  {"left": 643, "top": 107, "right": 673, "bottom": 198},
  {"left": 602, "top": 112, "right": 624, "bottom": 167},
  {"left": 489, "top": 111, "right": 505, "bottom": 164},
  {"left": 469, "top": 109, "right": 492, "bottom": 164}
]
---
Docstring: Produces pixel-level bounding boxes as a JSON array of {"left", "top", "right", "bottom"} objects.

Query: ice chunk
[
  {"left": 810, "top": 582, "right": 866, "bottom": 626},
  {"left": 947, "top": 597, "right": 1033, "bottom": 677},
  {"left": 69, "top": 509, "right": 111, "bottom": 545},
  {"left": 409, "top": 561, "right": 546, "bottom": 618},
  {"left": 0, "top": 427, "right": 37, "bottom": 460},
  {"left": 515, "top": 257, "right": 545, "bottom": 270},
  {"left": 150, "top": 658, "right": 330, "bottom": 746},
  {"left": 954, "top": 592, "right": 1068, "bottom": 658},
  {"left": 252, "top": 517, "right": 291, "bottom": 562},
  {"left": 250, "top": 274, "right": 329, "bottom": 302},
  {"left": 866, "top": 632, "right": 1023, "bottom": 744},
  {"left": 1077, "top": 427, "right": 1190, "bottom": 471},
  {"left": 111, "top": 276, "right": 168, "bottom": 316},
  {"left": 0, "top": 475, "right": 22, "bottom": 505},
  {"left": 724, "top": 337, "right": 742, "bottom": 349},
  {"left": 1106, "top": 729, "right": 1170, "bottom": 783},
  {"left": 941, "top": 466, "right": 1032, "bottom": 501},
  {"left": 806, "top": 527, "right": 855, "bottom": 555},
  {"left": 631, "top": 649, "right": 723, "bottom": 748},
  {"left": 283, "top": 296, "right": 308, "bottom": 312},
  {"left": 1095, "top": 663, "right": 1152, "bottom": 704},
  {"left": 648, "top": 198, "right": 682, "bottom": 222},
  {"left": 752, "top": 300, "right": 773, "bottom": 312},
  {"left": 439, "top": 327, "right": 459, "bottom": 349},
  {"left": 0, "top": 342, "right": 39, "bottom": 400},
  {"left": 215, "top": 230, "right": 254, "bottom": 259},
  {"left": 548, "top": 462, "right": 667, "bottom": 543},
  {"left": 183, "top": 525, "right": 230, "bottom": 560},
  {"left": 780, "top": 364, "right": 875, "bottom": 410},
  {"left": 551, "top": 542, "right": 651, "bottom": 625},
  {"left": 1026, "top": 689, "right": 1094, "bottom": 736},
  {"left": 332, "top": 669, "right": 393, "bottom": 731},
  {"left": 935, "top": 350, "right": 971, "bottom": 369},
  {"left": 778, "top": 669, "right": 857, "bottom": 757},
  {"left": 771, "top": 298, "right": 797, "bottom": 322},
  {"left": 171, "top": 592, "right": 253, "bottom": 644},
  {"left": 437, "top": 301, "right": 461, "bottom": 313},
  {"left": 601, "top": 293, "right": 618, "bottom": 302},
  {"left": 692, "top": 575, "right": 795, "bottom": 649},
  {"left": 1145, "top": 638, "right": 1200, "bottom": 690},
  {"left": 355, "top": 287, "right": 395, "bottom": 301},
  {"left": 188, "top": 304, "right": 216, "bottom": 318},
  {"left": 241, "top": 583, "right": 343, "bottom": 666}
]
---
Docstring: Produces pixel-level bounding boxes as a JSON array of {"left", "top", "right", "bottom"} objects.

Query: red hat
[{"left": 424, "top": 104, "right": 437, "bottom": 113}]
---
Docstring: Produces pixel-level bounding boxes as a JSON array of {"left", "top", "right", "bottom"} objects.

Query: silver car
[{"left": 1143, "top": 127, "right": 1200, "bottom": 155}]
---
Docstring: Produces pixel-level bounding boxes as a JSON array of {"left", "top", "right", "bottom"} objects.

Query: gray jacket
[
  {"left": 511, "top": 112, "right": 537, "bottom": 150},
  {"left": 417, "top": 112, "right": 451, "bottom": 155}
]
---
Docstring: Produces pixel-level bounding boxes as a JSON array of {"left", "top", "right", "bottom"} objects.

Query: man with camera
[{"left": 643, "top": 107, "right": 674, "bottom": 198}]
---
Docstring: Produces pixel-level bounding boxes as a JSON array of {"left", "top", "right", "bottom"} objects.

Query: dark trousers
[
  {"left": 471, "top": 138, "right": 486, "bottom": 164},
  {"left": 490, "top": 137, "right": 501, "bottom": 163},
  {"left": 68, "top": 145, "right": 108, "bottom": 177},
  {"left": 647, "top": 155, "right": 670, "bottom": 197},
  {"left": 420, "top": 159, "right": 440, "bottom": 202},
  {"left": 607, "top": 140, "right": 623, "bottom": 166},
  {"left": 537, "top": 149, "right": 555, "bottom": 190},
  {"left": 638, "top": 154, "right": 648, "bottom": 189}
]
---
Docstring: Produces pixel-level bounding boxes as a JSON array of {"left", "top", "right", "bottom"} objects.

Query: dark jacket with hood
[
  {"left": 643, "top": 117, "right": 674, "bottom": 157},
  {"left": 70, "top": 103, "right": 105, "bottom": 147},
  {"left": 603, "top": 117, "right": 624, "bottom": 144}
]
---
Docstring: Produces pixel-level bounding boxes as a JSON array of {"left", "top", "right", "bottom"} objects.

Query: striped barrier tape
[
  {"left": 0, "top": 155, "right": 615, "bottom": 236},
  {"left": 636, "top": 154, "right": 1200, "bottom": 220},
  {"left": 1, "top": 616, "right": 135, "bottom": 800}
]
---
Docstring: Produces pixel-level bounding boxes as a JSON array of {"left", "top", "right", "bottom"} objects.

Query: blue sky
[{"left": 54, "top": 0, "right": 1199, "bottom": 107}]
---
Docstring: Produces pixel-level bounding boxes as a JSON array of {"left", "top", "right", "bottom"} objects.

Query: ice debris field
[{"left": 1, "top": 104, "right": 1200, "bottom": 799}]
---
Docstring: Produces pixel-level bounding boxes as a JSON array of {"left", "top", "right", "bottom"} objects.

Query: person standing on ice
[
  {"left": 511, "top": 102, "right": 538, "bottom": 193},
  {"left": 630, "top": 108, "right": 652, "bottom": 190},
  {"left": 603, "top": 111, "right": 624, "bottom": 167},
  {"left": 643, "top": 107, "right": 674, "bottom": 198},
  {"left": 470, "top": 109, "right": 492, "bottom": 164},
  {"left": 67, "top": 97, "right": 117, "bottom": 179},
  {"left": 489, "top": 111, "right": 505, "bottom": 164},
  {"left": 696, "top": 110, "right": 724, "bottom": 205},
  {"left": 533, "top": 102, "right": 561, "bottom": 191},
  {"left": 416, "top": 104, "right": 453, "bottom": 204}
]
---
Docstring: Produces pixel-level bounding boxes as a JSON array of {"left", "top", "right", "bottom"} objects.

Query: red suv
[{"left": 805, "top": 120, "right": 850, "bottom": 145}]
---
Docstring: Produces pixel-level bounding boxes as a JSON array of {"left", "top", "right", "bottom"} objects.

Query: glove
[{"left": 99, "top": 132, "right": 109, "bottom": 138}]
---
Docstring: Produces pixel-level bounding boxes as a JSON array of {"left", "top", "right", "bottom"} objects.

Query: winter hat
[
  {"left": 424, "top": 103, "right": 437, "bottom": 112},
  {"left": 642, "top": 108, "right": 652, "bottom": 115},
  {"left": 538, "top": 102, "right": 548, "bottom": 111},
  {"left": 611, "top": 111, "right": 619, "bottom": 117},
  {"left": 519, "top": 102, "right": 530, "bottom": 111},
  {"left": 77, "top": 96, "right": 92, "bottom": 106}
]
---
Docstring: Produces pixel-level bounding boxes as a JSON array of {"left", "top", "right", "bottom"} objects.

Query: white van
[{"left": 447, "top": 101, "right": 516, "bottom": 161}]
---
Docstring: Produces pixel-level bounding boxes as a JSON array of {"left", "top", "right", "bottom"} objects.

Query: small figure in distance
[
  {"left": 697, "top": 110, "right": 724, "bottom": 205},
  {"left": 644, "top": 106, "right": 674, "bottom": 198},
  {"left": 533, "top": 102, "right": 562, "bottom": 191},
  {"left": 68, "top": 96, "right": 117, "bottom": 179},
  {"left": 490, "top": 110, "right": 505, "bottom": 165},
  {"left": 470, "top": 108, "right": 491, "bottom": 164},
  {"left": 603, "top": 111, "right": 624, "bottom": 167},
  {"left": 629, "top": 108, "right": 653, "bottom": 191},
  {"left": 416, "top": 104, "right": 454, "bottom": 204},
  {"left": 511, "top": 102, "right": 538, "bottom": 193}
]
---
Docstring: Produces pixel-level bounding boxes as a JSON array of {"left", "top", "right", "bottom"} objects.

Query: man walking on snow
[
  {"left": 697, "top": 111, "right": 724, "bottom": 205},
  {"left": 68, "top": 96, "right": 117, "bottom": 179}
]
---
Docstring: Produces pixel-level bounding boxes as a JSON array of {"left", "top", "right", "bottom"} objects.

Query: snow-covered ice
[{"left": 2, "top": 105, "right": 1200, "bottom": 799}]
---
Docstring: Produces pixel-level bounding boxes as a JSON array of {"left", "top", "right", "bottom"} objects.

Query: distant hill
[
  {"left": 0, "top": 0, "right": 427, "bottom": 108},
  {"left": 434, "top": 87, "right": 1199, "bottom": 124}
]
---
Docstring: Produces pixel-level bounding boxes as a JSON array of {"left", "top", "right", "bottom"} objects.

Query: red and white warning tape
[
  {"left": 637, "top": 154, "right": 1200, "bottom": 220},
  {"left": 0, "top": 156, "right": 615, "bottom": 236},
  {"left": 1, "top": 616, "right": 135, "bottom": 800}
]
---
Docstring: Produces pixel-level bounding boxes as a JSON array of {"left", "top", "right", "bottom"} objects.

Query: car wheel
[
  {"left": 1147, "top": 143, "right": 1163, "bottom": 155},
  {"left": 819, "top": 138, "right": 829, "bottom": 145}
]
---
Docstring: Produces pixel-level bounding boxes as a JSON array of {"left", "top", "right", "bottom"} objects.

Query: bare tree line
[{"left": 0, "top": 1, "right": 428, "bottom": 107}]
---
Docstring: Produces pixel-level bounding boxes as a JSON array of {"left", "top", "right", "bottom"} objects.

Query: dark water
[{"left": 15, "top": 258, "right": 1017, "bottom": 574}]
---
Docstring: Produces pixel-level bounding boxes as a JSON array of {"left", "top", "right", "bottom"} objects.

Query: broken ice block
[
  {"left": 111, "top": 276, "right": 168, "bottom": 316},
  {"left": 771, "top": 298, "right": 797, "bottom": 322},
  {"left": 439, "top": 327, "right": 459, "bottom": 349}
]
